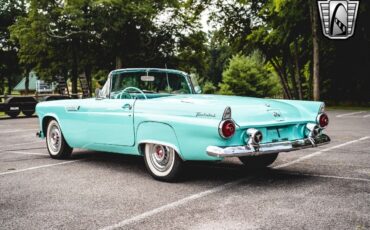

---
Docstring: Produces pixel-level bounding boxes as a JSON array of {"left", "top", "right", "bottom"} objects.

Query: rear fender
[
  {"left": 275, "top": 100, "right": 324, "bottom": 118},
  {"left": 136, "top": 122, "right": 184, "bottom": 160}
]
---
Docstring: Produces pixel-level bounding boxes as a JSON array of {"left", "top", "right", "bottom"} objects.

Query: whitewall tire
[
  {"left": 144, "top": 143, "right": 182, "bottom": 181},
  {"left": 46, "top": 119, "right": 73, "bottom": 159}
]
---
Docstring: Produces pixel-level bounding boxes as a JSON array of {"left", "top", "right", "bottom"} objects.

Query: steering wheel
[
  {"left": 114, "top": 91, "right": 132, "bottom": 99},
  {"left": 119, "top": 87, "right": 147, "bottom": 100}
]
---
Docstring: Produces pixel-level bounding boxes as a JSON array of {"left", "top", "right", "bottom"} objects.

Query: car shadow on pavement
[
  {"left": 183, "top": 162, "right": 315, "bottom": 185},
  {"left": 70, "top": 150, "right": 316, "bottom": 185}
]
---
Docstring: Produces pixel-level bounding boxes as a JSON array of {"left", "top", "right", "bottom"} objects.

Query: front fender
[
  {"left": 135, "top": 122, "right": 184, "bottom": 159},
  {"left": 38, "top": 112, "right": 77, "bottom": 148},
  {"left": 39, "top": 113, "right": 61, "bottom": 137}
]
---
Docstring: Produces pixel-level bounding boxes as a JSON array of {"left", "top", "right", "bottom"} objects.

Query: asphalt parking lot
[{"left": 0, "top": 110, "right": 369, "bottom": 230}]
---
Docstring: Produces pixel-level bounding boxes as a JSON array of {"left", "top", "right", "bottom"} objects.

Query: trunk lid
[{"left": 153, "top": 94, "right": 311, "bottom": 127}]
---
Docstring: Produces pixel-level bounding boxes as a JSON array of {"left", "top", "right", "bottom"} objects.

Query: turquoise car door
[{"left": 87, "top": 98, "right": 135, "bottom": 146}]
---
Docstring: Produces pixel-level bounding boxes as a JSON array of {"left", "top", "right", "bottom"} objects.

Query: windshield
[{"left": 110, "top": 71, "right": 192, "bottom": 97}]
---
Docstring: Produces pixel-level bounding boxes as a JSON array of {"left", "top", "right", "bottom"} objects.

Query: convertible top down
[{"left": 36, "top": 68, "right": 330, "bottom": 181}]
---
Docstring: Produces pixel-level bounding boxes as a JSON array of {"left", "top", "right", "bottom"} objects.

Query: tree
[
  {"left": 309, "top": 0, "right": 320, "bottom": 101},
  {"left": 206, "top": 30, "right": 233, "bottom": 85},
  {"left": 10, "top": 0, "right": 191, "bottom": 95},
  {"left": 219, "top": 51, "right": 280, "bottom": 97},
  {"left": 211, "top": 0, "right": 320, "bottom": 100},
  {"left": 0, "top": 0, "right": 26, "bottom": 95}
]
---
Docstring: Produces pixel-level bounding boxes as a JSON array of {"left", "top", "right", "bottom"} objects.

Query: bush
[
  {"left": 202, "top": 81, "right": 217, "bottom": 94},
  {"left": 218, "top": 51, "right": 279, "bottom": 97}
]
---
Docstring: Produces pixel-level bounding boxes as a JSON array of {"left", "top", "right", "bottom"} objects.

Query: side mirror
[{"left": 194, "top": 86, "right": 202, "bottom": 94}]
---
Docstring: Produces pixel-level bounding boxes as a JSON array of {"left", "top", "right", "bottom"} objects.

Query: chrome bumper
[{"left": 206, "top": 134, "right": 331, "bottom": 158}]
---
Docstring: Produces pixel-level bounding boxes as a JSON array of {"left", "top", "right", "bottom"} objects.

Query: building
[{"left": 13, "top": 72, "right": 57, "bottom": 95}]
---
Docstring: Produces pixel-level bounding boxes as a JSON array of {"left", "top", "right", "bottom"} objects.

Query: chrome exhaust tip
[
  {"left": 246, "top": 128, "right": 263, "bottom": 145},
  {"left": 306, "top": 123, "right": 321, "bottom": 138}
]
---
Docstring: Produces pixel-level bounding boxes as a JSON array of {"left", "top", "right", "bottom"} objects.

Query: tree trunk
[
  {"left": 25, "top": 70, "right": 30, "bottom": 95},
  {"left": 310, "top": 0, "right": 320, "bottom": 101},
  {"left": 85, "top": 65, "right": 92, "bottom": 97},
  {"left": 71, "top": 48, "right": 78, "bottom": 96},
  {"left": 288, "top": 55, "right": 298, "bottom": 99},
  {"left": 61, "top": 68, "right": 70, "bottom": 96},
  {"left": 270, "top": 58, "right": 292, "bottom": 99},
  {"left": 308, "top": 61, "right": 313, "bottom": 100},
  {"left": 116, "top": 56, "right": 123, "bottom": 69},
  {"left": 0, "top": 76, "right": 4, "bottom": 95},
  {"left": 293, "top": 40, "right": 303, "bottom": 100},
  {"left": 6, "top": 75, "right": 12, "bottom": 95},
  {"left": 280, "top": 56, "right": 293, "bottom": 99}
]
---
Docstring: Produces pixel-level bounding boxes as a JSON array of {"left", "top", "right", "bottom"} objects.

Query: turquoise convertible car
[{"left": 36, "top": 68, "right": 330, "bottom": 181}]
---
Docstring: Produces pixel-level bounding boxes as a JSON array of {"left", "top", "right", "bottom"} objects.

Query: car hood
[{"left": 145, "top": 94, "right": 321, "bottom": 127}]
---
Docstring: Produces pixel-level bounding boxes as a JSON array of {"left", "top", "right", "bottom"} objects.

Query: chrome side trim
[
  {"left": 222, "top": 107, "right": 231, "bottom": 120},
  {"left": 206, "top": 134, "right": 331, "bottom": 158},
  {"left": 65, "top": 105, "right": 80, "bottom": 111},
  {"left": 137, "top": 140, "right": 184, "bottom": 161}
]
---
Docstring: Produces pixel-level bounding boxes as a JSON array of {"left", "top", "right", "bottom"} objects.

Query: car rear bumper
[{"left": 206, "top": 134, "right": 331, "bottom": 158}]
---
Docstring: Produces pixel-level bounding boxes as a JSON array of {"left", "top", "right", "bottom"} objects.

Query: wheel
[
  {"left": 6, "top": 110, "right": 20, "bottom": 118},
  {"left": 144, "top": 143, "right": 183, "bottom": 182},
  {"left": 46, "top": 119, "right": 73, "bottom": 159},
  {"left": 239, "top": 153, "right": 279, "bottom": 169},
  {"left": 22, "top": 110, "right": 35, "bottom": 117}
]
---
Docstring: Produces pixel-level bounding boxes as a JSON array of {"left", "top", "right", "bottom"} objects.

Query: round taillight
[
  {"left": 219, "top": 120, "right": 236, "bottom": 139},
  {"left": 317, "top": 113, "right": 329, "bottom": 128}
]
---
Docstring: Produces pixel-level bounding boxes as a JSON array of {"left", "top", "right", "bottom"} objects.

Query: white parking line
[
  {"left": 0, "top": 129, "right": 37, "bottom": 134},
  {"left": 99, "top": 136, "right": 370, "bottom": 230},
  {"left": 0, "top": 141, "right": 43, "bottom": 150},
  {"left": 0, "top": 159, "right": 83, "bottom": 176},
  {"left": 336, "top": 111, "right": 365, "bottom": 118},
  {"left": 363, "top": 114, "right": 370, "bottom": 118},
  {"left": 274, "top": 136, "right": 370, "bottom": 169},
  {"left": 100, "top": 179, "right": 246, "bottom": 230},
  {"left": 4, "top": 150, "right": 47, "bottom": 156},
  {"left": 280, "top": 172, "right": 370, "bottom": 183}
]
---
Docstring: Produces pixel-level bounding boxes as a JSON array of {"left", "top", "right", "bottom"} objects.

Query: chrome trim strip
[
  {"left": 65, "top": 105, "right": 80, "bottom": 111},
  {"left": 222, "top": 107, "right": 231, "bottom": 120},
  {"left": 206, "top": 134, "right": 331, "bottom": 158}
]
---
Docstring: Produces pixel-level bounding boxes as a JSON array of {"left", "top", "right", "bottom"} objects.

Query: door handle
[{"left": 122, "top": 104, "right": 132, "bottom": 110}]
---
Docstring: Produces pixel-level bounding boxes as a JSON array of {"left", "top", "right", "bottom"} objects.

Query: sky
[{"left": 201, "top": 9, "right": 211, "bottom": 32}]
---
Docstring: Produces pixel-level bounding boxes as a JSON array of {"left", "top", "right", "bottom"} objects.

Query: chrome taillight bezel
[
  {"left": 218, "top": 119, "right": 236, "bottom": 139},
  {"left": 316, "top": 113, "right": 329, "bottom": 128}
]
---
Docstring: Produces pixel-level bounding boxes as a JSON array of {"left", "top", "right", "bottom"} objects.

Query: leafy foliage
[
  {"left": 9, "top": 0, "right": 203, "bottom": 94},
  {"left": 219, "top": 51, "right": 279, "bottom": 97},
  {"left": 0, "top": 0, "right": 369, "bottom": 105},
  {"left": 0, "top": 0, "right": 26, "bottom": 94}
]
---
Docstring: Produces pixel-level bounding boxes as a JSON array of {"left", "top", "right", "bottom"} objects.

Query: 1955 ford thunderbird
[{"left": 36, "top": 68, "right": 330, "bottom": 181}]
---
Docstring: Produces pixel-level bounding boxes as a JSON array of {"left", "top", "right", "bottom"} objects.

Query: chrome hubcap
[
  {"left": 149, "top": 144, "right": 173, "bottom": 172},
  {"left": 48, "top": 124, "right": 61, "bottom": 154}
]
